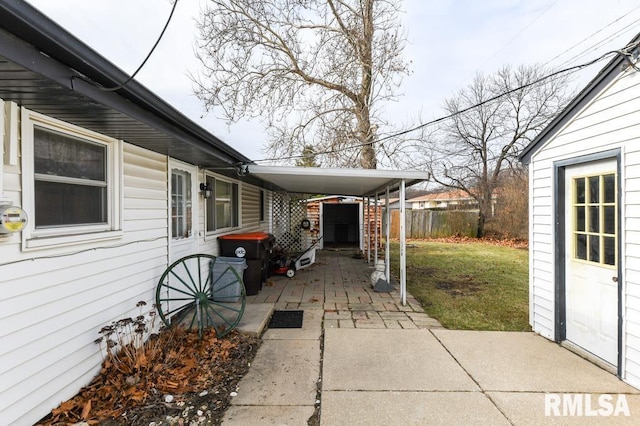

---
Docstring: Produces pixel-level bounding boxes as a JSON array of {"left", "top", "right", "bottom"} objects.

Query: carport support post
[
  {"left": 366, "top": 196, "right": 371, "bottom": 263},
  {"left": 385, "top": 186, "right": 390, "bottom": 283},
  {"left": 361, "top": 196, "right": 367, "bottom": 259},
  {"left": 374, "top": 193, "right": 379, "bottom": 262},
  {"left": 400, "top": 179, "right": 407, "bottom": 305}
]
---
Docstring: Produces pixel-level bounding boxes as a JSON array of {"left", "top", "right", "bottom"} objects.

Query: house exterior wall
[
  {"left": 529, "top": 69, "right": 640, "bottom": 389},
  {"left": 0, "top": 102, "right": 270, "bottom": 425}
]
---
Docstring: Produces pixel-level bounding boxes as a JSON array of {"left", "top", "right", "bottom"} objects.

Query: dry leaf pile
[
  {"left": 407, "top": 235, "right": 528, "bottom": 249},
  {"left": 38, "top": 326, "right": 260, "bottom": 425}
]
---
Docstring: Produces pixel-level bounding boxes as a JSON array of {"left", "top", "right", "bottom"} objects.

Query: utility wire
[
  {"left": 252, "top": 45, "right": 635, "bottom": 165},
  {"left": 555, "top": 17, "right": 640, "bottom": 70},
  {"left": 466, "top": 0, "right": 559, "bottom": 81},
  {"left": 544, "top": 4, "right": 640, "bottom": 68},
  {"left": 99, "top": 0, "right": 179, "bottom": 92},
  {"left": 0, "top": 236, "right": 166, "bottom": 267}
]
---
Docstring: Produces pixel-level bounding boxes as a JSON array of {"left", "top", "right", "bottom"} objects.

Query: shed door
[{"left": 564, "top": 160, "right": 618, "bottom": 366}]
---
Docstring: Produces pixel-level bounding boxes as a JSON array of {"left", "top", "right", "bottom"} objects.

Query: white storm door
[
  {"left": 564, "top": 160, "right": 618, "bottom": 366},
  {"left": 169, "top": 162, "right": 198, "bottom": 263}
]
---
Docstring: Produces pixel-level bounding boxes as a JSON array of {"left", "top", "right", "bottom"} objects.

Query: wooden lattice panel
[{"left": 271, "top": 192, "right": 309, "bottom": 252}]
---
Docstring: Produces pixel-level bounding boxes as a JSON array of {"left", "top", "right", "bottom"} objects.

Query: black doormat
[{"left": 268, "top": 310, "right": 304, "bottom": 328}]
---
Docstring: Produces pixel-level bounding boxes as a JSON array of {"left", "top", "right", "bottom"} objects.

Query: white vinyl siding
[
  {"left": 0, "top": 142, "right": 168, "bottom": 425},
  {"left": 241, "top": 184, "right": 271, "bottom": 234},
  {"left": 243, "top": 184, "right": 261, "bottom": 228},
  {"left": 529, "top": 68, "right": 640, "bottom": 389}
]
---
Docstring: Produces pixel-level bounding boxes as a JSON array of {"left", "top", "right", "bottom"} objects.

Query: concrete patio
[{"left": 225, "top": 249, "right": 640, "bottom": 425}]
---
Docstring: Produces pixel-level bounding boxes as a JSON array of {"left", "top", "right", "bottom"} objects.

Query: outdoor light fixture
[{"left": 200, "top": 182, "right": 212, "bottom": 199}]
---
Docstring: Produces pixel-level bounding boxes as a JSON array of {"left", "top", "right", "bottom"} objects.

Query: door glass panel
[
  {"left": 588, "top": 176, "right": 599, "bottom": 203},
  {"left": 588, "top": 206, "right": 599, "bottom": 233},
  {"left": 575, "top": 206, "right": 585, "bottom": 232},
  {"left": 603, "top": 174, "right": 615, "bottom": 203},
  {"left": 603, "top": 237, "right": 615, "bottom": 266},
  {"left": 603, "top": 206, "right": 615, "bottom": 235},
  {"left": 576, "top": 234, "right": 587, "bottom": 260},
  {"left": 575, "top": 178, "right": 585, "bottom": 203},
  {"left": 588, "top": 235, "right": 600, "bottom": 262}
]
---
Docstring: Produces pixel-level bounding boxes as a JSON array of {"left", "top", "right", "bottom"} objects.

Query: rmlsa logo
[{"left": 545, "top": 393, "right": 631, "bottom": 417}]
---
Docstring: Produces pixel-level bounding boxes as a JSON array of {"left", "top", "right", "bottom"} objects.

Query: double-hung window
[
  {"left": 34, "top": 127, "right": 108, "bottom": 227},
  {"left": 205, "top": 175, "right": 239, "bottom": 232},
  {"left": 22, "top": 109, "right": 121, "bottom": 248}
]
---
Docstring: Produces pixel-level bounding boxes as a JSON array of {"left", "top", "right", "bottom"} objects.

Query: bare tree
[
  {"left": 420, "top": 65, "right": 572, "bottom": 236},
  {"left": 488, "top": 165, "right": 529, "bottom": 239},
  {"left": 192, "top": 0, "right": 409, "bottom": 169}
]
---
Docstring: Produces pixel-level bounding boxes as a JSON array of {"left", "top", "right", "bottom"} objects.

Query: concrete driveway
[{"left": 321, "top": 328, "right": 640, "bottom": 425}]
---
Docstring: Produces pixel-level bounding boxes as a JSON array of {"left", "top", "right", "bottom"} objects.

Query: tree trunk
[
  {"left": 360, "top": 143, "right": 377, "bottom": 169},
  {"left": 356, "top": 104, "right": 376, "bottom": 169},
  {"left": 477, "top": 210, "right": 486, "bottom": 238}
]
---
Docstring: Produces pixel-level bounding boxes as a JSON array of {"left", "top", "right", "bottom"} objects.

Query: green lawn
[{"left": 389, "top": 240, "right": 530, "bottom": 331}]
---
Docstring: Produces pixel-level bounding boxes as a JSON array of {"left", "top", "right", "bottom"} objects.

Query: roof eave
[{"left": 0, "top": 0, "right": 252, "bottom": 166}]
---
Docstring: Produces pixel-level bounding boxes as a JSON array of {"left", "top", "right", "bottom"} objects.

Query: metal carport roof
[{"left": 247, "top": 165, "right": 429, "bottom": 196}]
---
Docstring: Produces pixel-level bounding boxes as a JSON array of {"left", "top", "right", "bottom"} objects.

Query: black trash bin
[{"left": 218, "top": 232, "right": 273, "bottom": 295}]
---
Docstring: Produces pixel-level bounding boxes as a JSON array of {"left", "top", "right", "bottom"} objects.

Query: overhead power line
[
  {"left": 544, "top": 4, "right": 640, "bottom": 68},
  {"left": 99, "top": 0, "right": 179, "bottom": 92},
  {"left": 251, "top": 44, "right": 638, "bottom": 165}
]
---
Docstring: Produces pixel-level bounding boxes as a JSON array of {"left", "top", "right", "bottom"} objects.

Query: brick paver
[{"left": 250, "top": 250, "right": 443, "bottom": 329}]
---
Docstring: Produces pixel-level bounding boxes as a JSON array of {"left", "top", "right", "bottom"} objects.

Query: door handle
[{"left": 612, "top": 276, "right": 618, "bottom": 283}]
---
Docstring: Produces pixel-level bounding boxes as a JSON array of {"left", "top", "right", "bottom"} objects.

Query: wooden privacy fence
[{"left": 389, "top": 209, "right": 479, "bottom": 239}]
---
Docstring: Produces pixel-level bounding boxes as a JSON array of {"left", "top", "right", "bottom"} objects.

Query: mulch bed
[{"left": 37, "top": 327, "right": 260, "bottom": 426}]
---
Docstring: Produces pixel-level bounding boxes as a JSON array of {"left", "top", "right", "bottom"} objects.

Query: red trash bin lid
[{"left": 218, "top": 232, "right": 271, "bottom": 241}]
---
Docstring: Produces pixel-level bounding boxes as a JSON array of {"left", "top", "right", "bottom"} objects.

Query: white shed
[{"left": 520, "top": 34, "right": 640, "bottom": 389}]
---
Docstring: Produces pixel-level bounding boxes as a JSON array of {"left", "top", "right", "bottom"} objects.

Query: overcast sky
[{"left": 25, "top": 0, "right": 640, "bottom": 162}]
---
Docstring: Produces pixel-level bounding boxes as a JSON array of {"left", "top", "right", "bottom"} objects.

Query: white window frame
[
  {"left": 204, "top": 173, "right": 241, "bottom": 235},
  {"left": 21, "top": 108, "right": 122, "bottom": 250}
]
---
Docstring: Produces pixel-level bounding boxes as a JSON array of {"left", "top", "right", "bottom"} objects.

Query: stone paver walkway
[{"left": 246, "top": 249, "right": 442, "bottom": 329}]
